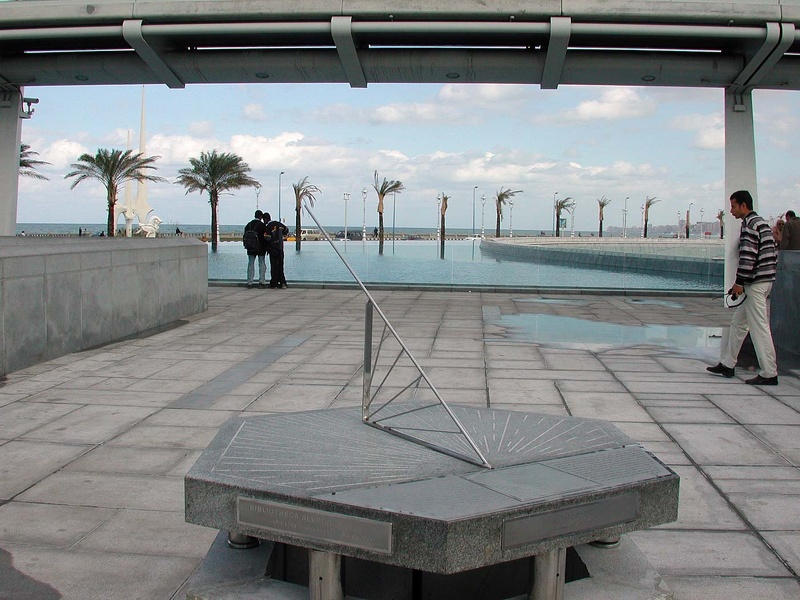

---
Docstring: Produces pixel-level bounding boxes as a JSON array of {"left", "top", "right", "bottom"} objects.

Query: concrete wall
[
  {"left": 0, "top": 237, "right": 207, "bottom": 377},
  {"left": 771, "top": 251, "right": 800, "bottom": 361}
]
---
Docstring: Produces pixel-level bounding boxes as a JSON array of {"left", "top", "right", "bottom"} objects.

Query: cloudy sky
[{"left": 17, "top": 81, "right": 800, "bottom": 232}]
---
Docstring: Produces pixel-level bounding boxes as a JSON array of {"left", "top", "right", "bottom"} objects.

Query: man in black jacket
[
  {"left": 263, "top": 212, "right": 289, "bottom": 288},
  {"left": 244, "top": 210, "right": 268, "bottom": 288}
]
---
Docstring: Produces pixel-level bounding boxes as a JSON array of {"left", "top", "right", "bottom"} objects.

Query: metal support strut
[{"left": 530, "top": 547, "right": 566, "bottom": 600}]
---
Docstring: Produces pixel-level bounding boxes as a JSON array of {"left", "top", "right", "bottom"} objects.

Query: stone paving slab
[{"left": 0, "top": 288, "right": 798, "bottom": 600}]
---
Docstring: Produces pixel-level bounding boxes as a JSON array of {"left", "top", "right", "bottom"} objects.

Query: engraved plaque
[
  {"left": 502, "top": 493, "right": 638, "bottom": 550},
  {"left": 542, "top": 446, "right": 672, "bottom": 488},
  {"left": 238, "top": 497, "right": 392, "bottom": 554}
]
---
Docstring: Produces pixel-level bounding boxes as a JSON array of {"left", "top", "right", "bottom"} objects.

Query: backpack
[{"left": 242, "top": 223, "right": 260, "bottom": 252}]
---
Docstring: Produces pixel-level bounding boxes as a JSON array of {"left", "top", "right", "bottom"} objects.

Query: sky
[{"left": 16, "top": 81, "right": 800, "bottom": 233}]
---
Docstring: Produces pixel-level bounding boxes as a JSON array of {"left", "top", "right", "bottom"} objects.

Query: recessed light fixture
[
  {"left": 446, "top": 72, "right": 460, "bottom": 79},
  {"left": 641, "top": 75, "right": 656, "bottom": 82},
  {"left": 75, "top": 74, "right": 89, "bottom": 81},
  {"left": 255, "top": 72, "right": 269, "bottom": 79}
]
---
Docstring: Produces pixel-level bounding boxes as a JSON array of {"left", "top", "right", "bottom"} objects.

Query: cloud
[
  {"left": 41, "top": 139, "right": 91, "bottom": 169},
  {"left": 542, "top": 88, "right": 657, "bottom": 123},
  {"left": 242, "top": 103, "right": 267, "bottom": 121},
  {"left": 669, "top": 113, "right": 724, "bottom": 149},
  {"left": 189, "top": 121, "right": 215, "bottom": 136},
  {"left": 309, "top": 99, "right": 483, "bottom": 126}
]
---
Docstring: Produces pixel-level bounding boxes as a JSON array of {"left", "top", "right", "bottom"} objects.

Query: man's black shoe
[
  {"left": 706, "top": 363, "right": 734, "bottom": 378},
  {"left": 246, "top": 284, "right": 253, "bottom": 289},
  {"left": 259, "top": 283, "right": 266, "bottom": 289},
  {"left": 746, "top": 375, "right": 778, "bottom": 386}
]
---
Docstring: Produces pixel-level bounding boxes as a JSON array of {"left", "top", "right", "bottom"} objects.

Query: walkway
[{"left": 0, "top": 287, "right": 798, "bottom": 600}]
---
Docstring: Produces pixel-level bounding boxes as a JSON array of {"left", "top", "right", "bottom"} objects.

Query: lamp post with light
[
  {"left": 343, "top": 192, "right": 349, "bottom": 249},
  {"left": 255, "top": 183, "right": 261, "bottom": 210},
  {"left": 481, "top": 194, "right": 486, "bottom": 239},
  {"left": 700, "top": 208, "right": 704, "bottom": 238},
  {"left": 509, "top": 198, "right": 514, "bottom": 238},
  {"left": 622, "top": 196, "right": 629, "bottom": 238},
  {"left": 472, "top": 185, "right": 478, "bottom": 236},
  {"left": 436, "top": 193, "right": 442, "bottom": 242},
  {"left": 361, "top": 187, "right": 367, "bottom": 243},
  {"left": 553, "top": 191, "right": 559, "bottom": 235},
  {"left": 569, "top": 203, "right": 576, "bottom": 238},
  {"left": 277, "top": 171, "right": 284, "bottom": 222},
  {"left": 392, "top": 191, "right": 397, "bottom": 253}
]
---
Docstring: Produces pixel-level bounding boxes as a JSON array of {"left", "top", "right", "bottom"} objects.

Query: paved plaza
[{"left": 1, "top": 286, "right": 799, "bottom": 600}]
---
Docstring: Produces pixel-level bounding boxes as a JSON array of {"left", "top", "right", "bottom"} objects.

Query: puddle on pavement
[
  {"left": 625, "top": 298, "right": 685, "bottom": 309},
  {"left": 489, "top": 313, "right": 722, "bottom": 353},
  {"left": 513, "top": 298, "right": 590, "bottom": 306}
]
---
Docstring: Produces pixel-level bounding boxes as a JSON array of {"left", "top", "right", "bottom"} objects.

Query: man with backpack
[
  {"left": 243, "top": 210, "right": 268, "bottom": 288},
  {"left": 263, "top": 212, "right": 289, "bottom": 288}
]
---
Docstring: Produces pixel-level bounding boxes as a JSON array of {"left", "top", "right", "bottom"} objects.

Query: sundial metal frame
[{"left": 303, "top": 202, "right": 491, "bottom": 468}]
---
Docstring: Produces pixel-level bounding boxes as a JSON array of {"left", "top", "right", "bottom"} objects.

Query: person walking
[
  {"left": 243, "top": 209, "right": 268, "bottom": 288},
  {"left": 263, "top": 213, "right": 289, "bottom": 288},
  {"left": 780, "top": 210, "right": 800, "bottom": 250},
  {"left": 707, "top": 190, "right": 779, "bottom": 385}
]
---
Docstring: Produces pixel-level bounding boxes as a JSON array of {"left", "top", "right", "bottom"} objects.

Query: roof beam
[
  {"left": 331, "top": 16, "right": 367, "bottom": 88},
  {"left": 541, "top": 17, "right": 571, "bottom": 90},
  {"left": 732, "top": 22, "right": 795, "bottom": 91},
  {"left": 122, "top": 19, "right": 184, "bottom": 89}
]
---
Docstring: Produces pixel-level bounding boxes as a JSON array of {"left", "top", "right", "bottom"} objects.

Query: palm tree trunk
[
  {"left": 210, "top": 196, "right": 219, "bottom": 252},
  {"left": 599, "top": 218, "right": 603, "bottom": 238},
  {"left": 643, "top": 219, "right": 649, "bottom": 238},
  {"left": 295, "top": 204, "right": 302, "bottom": 252},
  {"left": 107, "top": 187, "right": 116, "bottom": 237},
  {"left": 440, "top": 214, "right": 446, "bottom": 258},
  {"left": 556, "top": 211, "right": 561, "bottom": 237},
  {"left": 378, "top": 211, "right": 384, "bottom": 255},
  {"left": 495, "top": 210, "right": 501, "bottom": 237}
]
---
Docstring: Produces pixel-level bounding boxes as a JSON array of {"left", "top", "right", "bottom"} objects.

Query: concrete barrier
[
  {"left": 771, "top": 250, "right": 800, "bottom": 362},
  {"left": 0, "top": 237, "right": 207, "bottom": 377}
]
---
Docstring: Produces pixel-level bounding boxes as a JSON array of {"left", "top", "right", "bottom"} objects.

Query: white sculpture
[{"left": 136, "top": 216, "right": 162, "bottom": 237}]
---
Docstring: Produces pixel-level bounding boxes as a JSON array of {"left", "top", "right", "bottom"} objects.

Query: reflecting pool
[{"left": 207, "top": 240, "right": 719, "bottom": 291}]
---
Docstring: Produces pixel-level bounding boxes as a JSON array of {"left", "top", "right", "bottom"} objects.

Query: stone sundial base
[{"left": 185, "top": 404, "right": 678, "bottom": 597}]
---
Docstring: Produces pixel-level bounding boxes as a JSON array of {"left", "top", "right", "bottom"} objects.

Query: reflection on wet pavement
[
  {"left": 512, "top": 298, "right": 590, "bottom": 306},
  {"left": 625, "top": 298, "right": 685, "bottom": 309},
  {"left": 488, "top": 313, "right": 722, "bottom": 353}
]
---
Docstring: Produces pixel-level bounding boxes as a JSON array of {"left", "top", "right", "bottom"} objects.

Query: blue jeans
[{"left": 247, "top": 254, "right": 266, "bottom": 285}]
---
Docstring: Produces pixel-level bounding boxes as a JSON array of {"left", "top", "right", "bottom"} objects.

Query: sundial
[{"left": 184, "top": 203, "right": 680, "bottom": 598}]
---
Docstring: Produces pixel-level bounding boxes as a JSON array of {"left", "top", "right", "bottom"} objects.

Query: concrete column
[
  {"left": 530, "top": 547, "right": 566, "bottom": 600},
  {"left": 0, "top": 88, "right": 23, "bottom": 237},
  {"left": 309, "top": 549, "right": 343, "bottom": 600},
  {"left": 724, "top": 88, "right": 758, "bottom": 291}
]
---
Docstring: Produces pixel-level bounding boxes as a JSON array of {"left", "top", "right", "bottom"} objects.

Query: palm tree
[
  {"left": 643, "top": 196, "right": 659, "bottom": 238},
  {"left": 439, "top": 193, "right": 450, "bottom": 259},
  {"left": 597, "top": 196, "right": 611, "bottom": 238},
  {"left": 494, "top": 187, "right": 523, "bottom": 237},
  {"left": 66, "top": 148, "right": 165, "bottom": 237},
  {"left": 373, "top": 171, "right": 404, "bottom": 255},
  {"left": 175, "top": 150, "right": 259, "bottom": 252},
  {"left": 717, "top": 209, "right": 725, "bottom": 239},
  {"left": 292, "top": 176, "right": 321, "bottom": 252},
  {"left": 555, "top": 196, "right": 575, "bottom": 237},
  {"left": 20, "top": 144, "right": 50, "bottom": 180}
]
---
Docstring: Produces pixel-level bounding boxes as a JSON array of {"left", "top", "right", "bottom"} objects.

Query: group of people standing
[
  {"left": 708, "top": 191, "right": 797, "bottom": 387},
  {"left": 772, "top": 209, "right": 800, "bottom": 250},
  {"left": 244, "top": 210, "right": 289, "bottom": 289}
]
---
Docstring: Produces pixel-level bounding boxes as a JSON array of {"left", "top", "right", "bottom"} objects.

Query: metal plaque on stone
[
  {"left": 502, "top": 493, "right": 639, "bottom": 550},
  {"left": 237, "top": 497, "right": 393, "bottom": 554}
]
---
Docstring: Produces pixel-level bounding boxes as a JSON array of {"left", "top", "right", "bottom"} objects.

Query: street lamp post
[
  {"left": 640, "top": 204, "right": 645, "bottom": 238},
  {"left": 677, "top": 211, "right": 682, "bottom": 238},
  {"left": 472, "top": 185, "right": 478, "bottom": 236},
  {"left": 509, "top": 198, "right": 514, "bottom": 237},
  {"left": 623, "top": 197, "right": 629, "bottom": 238},
  {"left": 700, "top": 208, "right": 704, "bottom": 238},
  {"left": 392, "top": 191, "right": 396, "bottom": 253},
  {"left": 277, "top": 171, "right": 284, "bottom": 222},
  {"left": 343, "top": 192, "right": 349, "bottom": 249},
  {"left": 553, "top": 191, "right": 559, "bottom": 235},
  {"left": 686, "top": 202, "right": 693, "bottom": 239},
  {"left": 361, "top": 187, "right": 367, "bottom": 243},
  {"left": 481, "top": 194, "right": 486, "bottom": 239},
  {"left": 255, "top": 183, "right": 261, "bottom": 210}
]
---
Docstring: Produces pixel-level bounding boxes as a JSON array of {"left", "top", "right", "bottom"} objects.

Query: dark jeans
[{"left": 268, "top": 249, "right": 286, "bottom": 287}]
